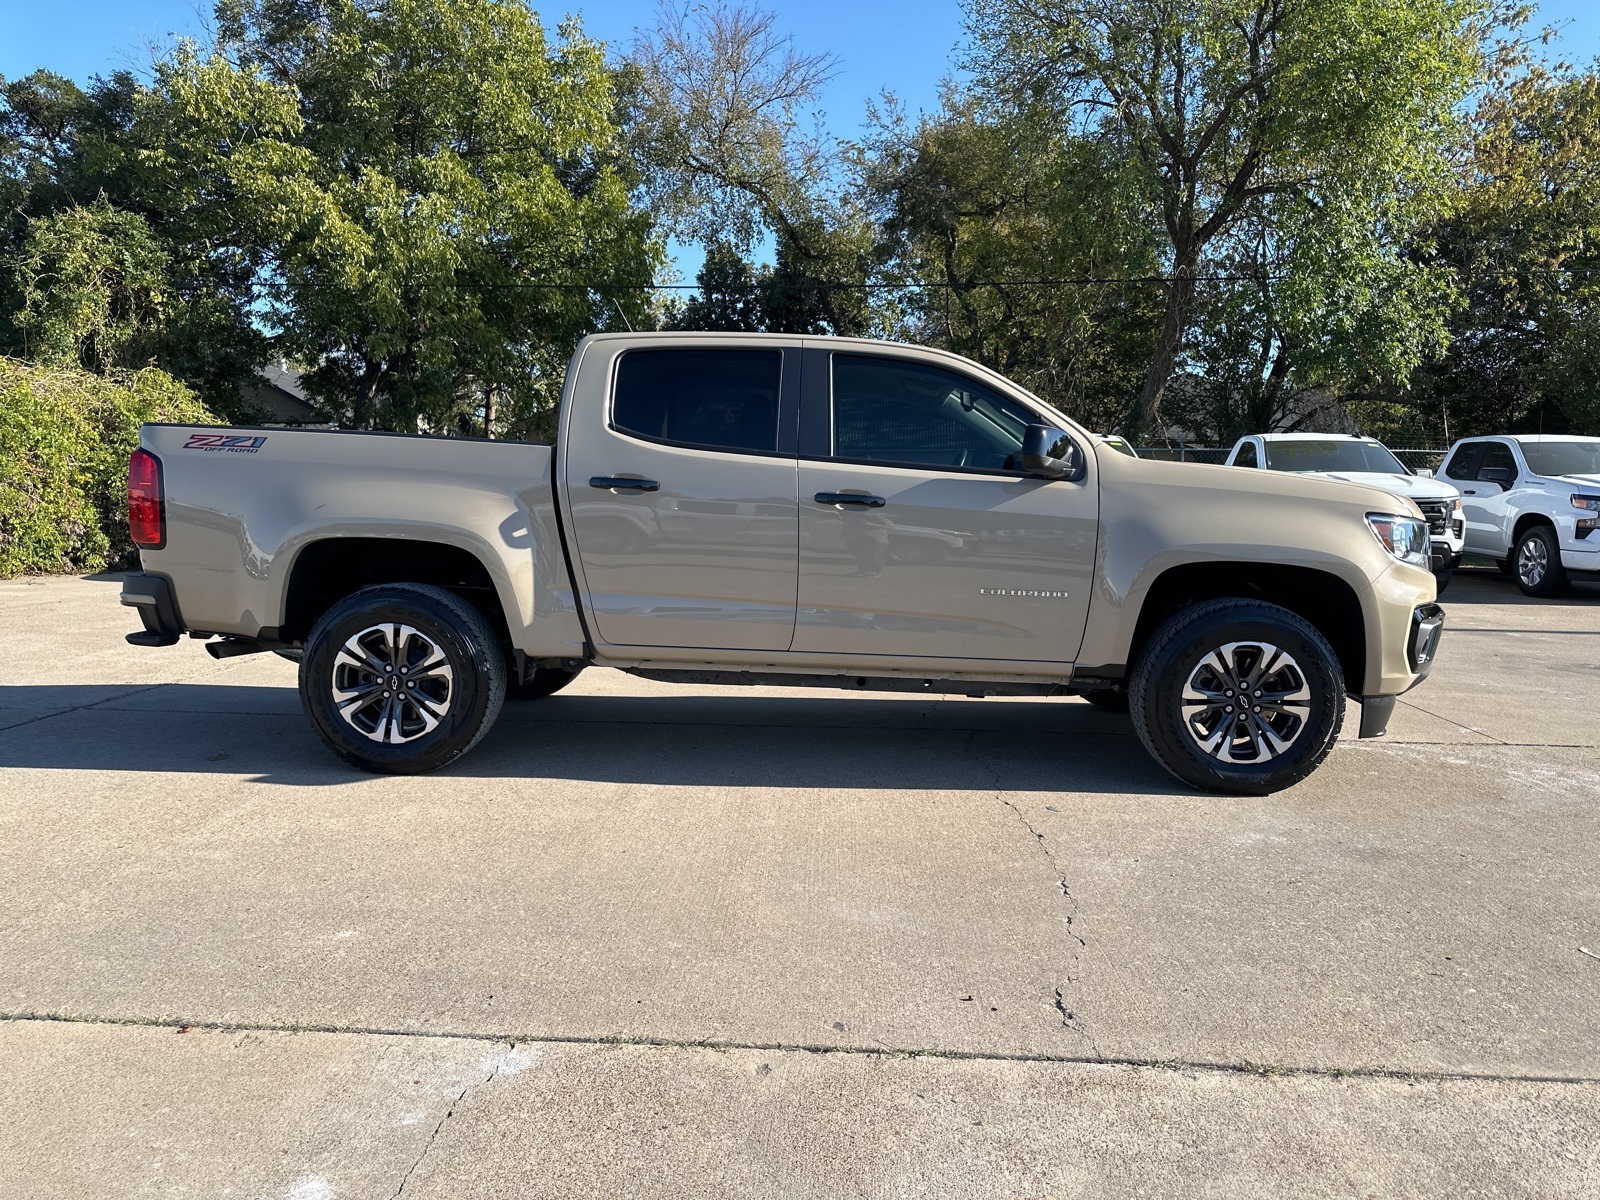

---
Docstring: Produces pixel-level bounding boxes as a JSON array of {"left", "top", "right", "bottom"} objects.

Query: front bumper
[
  {"left": 121, "top": 572, "right": 185, "bottom": 646},
  {"left": 1356, "top": 602, "right": 1445, "bottom": 739},
  {"left": 1430, "top": 545, "right": 1462, "bottom": 573}
]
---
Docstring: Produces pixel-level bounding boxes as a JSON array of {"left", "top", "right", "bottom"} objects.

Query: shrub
[{"left": 0, "top": 358, "right": 216, "bottom": 576}]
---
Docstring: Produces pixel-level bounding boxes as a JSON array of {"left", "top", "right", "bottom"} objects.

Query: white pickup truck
[
  {"left": 120, "top": 333, "right": 1446, "bottom": 794},
  {"left": 1438, "top": 435, "right": 1600, "bottom": 596},
  {"left": 1224, "top": 433, "right": 1465, "bottom": 590}
]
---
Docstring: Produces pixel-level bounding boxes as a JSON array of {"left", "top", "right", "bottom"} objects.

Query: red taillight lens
[{"left": 128, "top": 448, "right": 165, "bottom": 549}]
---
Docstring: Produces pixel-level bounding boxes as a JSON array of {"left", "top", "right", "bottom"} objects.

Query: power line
[{"left": 442, "top": 274, "right": 1290, "bottom": 292}]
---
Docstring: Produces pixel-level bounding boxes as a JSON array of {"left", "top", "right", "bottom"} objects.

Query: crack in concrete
[
  {"left": 390, "top": 1041, "right": 519, "bottom": 1198},
  {"left": 6, "top": 1011, "right": 1597, "bottom": 1086},
  {"left": 964, "top": 730, "right": 1102, "bottom": 1058}
]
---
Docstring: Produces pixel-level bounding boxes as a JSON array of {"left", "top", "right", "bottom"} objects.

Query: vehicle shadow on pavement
[
  {"left": 0, "top": 684, "right": 1192, "bottom": 797},
  {"left": 1444, "top": 566, "right": 1600, "bottom": 605}
]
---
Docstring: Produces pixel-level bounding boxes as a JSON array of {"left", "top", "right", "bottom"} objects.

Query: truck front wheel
[
  {"left": 1129, "top": 599, "right": 1345, "bottom": 795},
  {"left": 299, "top": 583, "right": 506, "bottom": 774}
]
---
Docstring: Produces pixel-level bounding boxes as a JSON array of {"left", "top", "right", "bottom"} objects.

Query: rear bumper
[{"left": 120, "top": 573, "right": 185, "bottom": 646}]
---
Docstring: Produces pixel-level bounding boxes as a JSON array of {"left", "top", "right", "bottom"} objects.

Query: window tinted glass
[
  {"left": 1261, "top": 439, "right": 1407, "bottom": 474},
  {"left": 831, "top": 355, "right": 1036, "bottom": 471},
  {"left": 1477, "top": 442, "right": 1518, "bottom": 480},
  {"left": 1443, "top": 443, "right": 1483, "bottom": 480},
  {"left": 613, "top": 349, "right": 782, "bottom": 454},
  {"left": 1519, "top": 439, "right": 1600, "bottom": 477},
  {"left": 1234, "top": 441, "right": 1258, "bottom": 468}
]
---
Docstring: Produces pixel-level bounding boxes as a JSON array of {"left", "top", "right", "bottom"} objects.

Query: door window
[
  {"left": 1476, "top": 442, "right": 1519, "bottom": 483},
  {"left": 612, "top": 349, "right": 782, "bottom": 455},
  {"left": 1234, "top": 441, "right": 1259, "bottom": 468},
  {"left": 1443, "top": 442, "right": 1485, "bottom": 481},
  {"left": 829, "top": 354, "right": 1038, "bottom": 472}
]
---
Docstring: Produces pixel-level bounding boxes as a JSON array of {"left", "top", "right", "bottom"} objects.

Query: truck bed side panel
[{"left": 136, "top": 426, "right": 585, "bottom": 657}]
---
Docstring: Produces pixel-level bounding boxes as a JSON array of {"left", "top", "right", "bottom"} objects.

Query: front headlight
[
  {"left": 1571, "top": 494, "right": 1600, "bottom": 512},
  {"left": 1367, "top": 513, "right": 1430, "bottom": 568}
]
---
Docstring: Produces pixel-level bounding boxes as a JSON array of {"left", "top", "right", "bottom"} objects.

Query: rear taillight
[{"left": 128, "top": 448, "right": 165, "bottom": 549}]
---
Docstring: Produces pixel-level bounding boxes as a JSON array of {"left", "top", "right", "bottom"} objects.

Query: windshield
[
  {"left": 1262, "top": 439, "right": 1409, "bottom": 475},
  {"left": 1518, "top": 439, "right": 1600, "bottom": 478}
]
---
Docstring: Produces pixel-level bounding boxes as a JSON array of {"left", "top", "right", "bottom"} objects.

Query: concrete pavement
[{"left": 2, "top": 568, "right": 1598, "bottom": 1197}]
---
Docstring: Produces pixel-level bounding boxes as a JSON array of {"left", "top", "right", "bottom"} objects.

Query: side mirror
[
  {"left": 1021, "top": 425, "right": 1084, "bottom": 481},
  {"left": 1479, "top": 466, "right": 1514, "bottom": 490},
  {"left": 1414, "top": 468, "right": 1434, "bottom": 479}
]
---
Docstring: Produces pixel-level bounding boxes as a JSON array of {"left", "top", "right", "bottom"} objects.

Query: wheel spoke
[{"left": 1182, "top": 640, "right": 1311, "bottom": 764}]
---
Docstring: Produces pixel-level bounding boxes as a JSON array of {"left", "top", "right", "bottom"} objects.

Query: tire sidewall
[
  {"left": 1514, "top": 526, "right": 1566, "bottom": 597},
  {"left": 1133, "top": 606, "right": 1345, "bottom": 795},
  {"left": 300, "top": 586, "right": 500, "bottom": 773}
]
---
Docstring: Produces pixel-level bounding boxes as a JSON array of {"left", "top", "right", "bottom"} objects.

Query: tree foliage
[
  {"left": 966, "top": 0, "right": 1494, "bottom": 436},
  {"left": 142, "top": 0, "right": 661, "bottom": 433}
]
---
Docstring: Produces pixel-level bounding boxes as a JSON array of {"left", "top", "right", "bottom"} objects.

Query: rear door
[
  {"left": 560, "top": 341, "right": 801, "bottom": 651},
  {"left": 792, "top": 347, "right": 1098, "bottom": 665}
]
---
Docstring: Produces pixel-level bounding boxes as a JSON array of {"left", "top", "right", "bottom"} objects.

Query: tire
[
  {"left": 1129, "top": 599, "right": 1346, "bottom": 796},
  {"left": 299, "top": 583, "right": 506, "bottom": 774},
  {"left": 508, "top": 666, "right": 582, "bottom": 701},
  {"left": 1512, "top": 524, "right": 1569, "bottom": 598},
  {"left": 1080, "top": 687, "right": 1129, "bottom": 713}
]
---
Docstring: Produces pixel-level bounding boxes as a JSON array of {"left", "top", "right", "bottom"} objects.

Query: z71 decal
[{"left": 182, "top": 433, "right": 267, "bottom": 453}]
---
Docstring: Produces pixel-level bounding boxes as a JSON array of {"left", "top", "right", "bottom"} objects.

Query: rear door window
[{"left": 612, "top": 349, "right": 783, "bottom": 455}]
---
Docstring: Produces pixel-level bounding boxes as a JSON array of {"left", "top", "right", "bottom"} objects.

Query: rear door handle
[
  {"left": 590, "top": 476, "right": 660, "bottom": 492},
  {"left": 815, "top": 492, "right": 886, "bottom": 508},
  {"left": 1461, "top": 489, "right": 1476, "bottom": 495}
]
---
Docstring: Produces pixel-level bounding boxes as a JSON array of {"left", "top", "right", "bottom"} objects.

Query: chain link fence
[{"left": 1135, "top": 446, "right": 1449, "bottom": 472}]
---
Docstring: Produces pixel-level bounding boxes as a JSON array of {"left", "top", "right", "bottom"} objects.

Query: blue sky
[{"left": 4, "top": 0, "right": 1597, "bottom": 278}]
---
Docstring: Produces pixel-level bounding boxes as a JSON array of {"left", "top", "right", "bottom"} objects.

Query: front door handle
[
  {"left": 590, "top": 476, "right": 660, "bottom": 492},
  {"left": 1462, "top": 489, "right": 1476, "bottom": 495},
  {"left": 815, "top": 492, "right": 886, "bottom": 508}
]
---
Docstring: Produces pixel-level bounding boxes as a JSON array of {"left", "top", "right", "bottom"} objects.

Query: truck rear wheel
[
  {"left": 1129, "top": 599, "right": 1345, "bottom": 795},
  {"left": 299, "top": 583, "right": 506, "bottom": 774}
]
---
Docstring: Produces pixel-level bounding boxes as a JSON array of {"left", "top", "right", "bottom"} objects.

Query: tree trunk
[
  {"left": 484, "top": 384, "right": 498, "bottom": 440},
  {"left": 1133, "top": 254, "right": 1199, "bottom": 440},
  {"left": 352, "top": 360, "right": 383, "bottom": 431}
]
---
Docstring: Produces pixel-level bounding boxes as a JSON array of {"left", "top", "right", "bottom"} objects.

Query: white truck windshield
[
  {"left": 1263, "top": 440, "right": 1409, "bottom": 475},
  {"left": 1519, "top": 439, "right": 1600, "bottom": 478}
]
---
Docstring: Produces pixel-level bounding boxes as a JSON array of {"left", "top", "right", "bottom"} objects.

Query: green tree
[
  {"left": 12, "top": 199, "right": 171, "bottom": 371},
  {"left": 0, "top": 70, "right": 269, "bottom": 412},
  {"left": 967, "top": 0, "right": 1494, "bottom": 437},
  {"left": 860, "top": 91, "right": 1161, "bottom": 431},
  {"left": 1410, "top": 65, "right": 1600, "bottom": 439},
  {"left": 140, "top": 0, "right": 661, "bottom": 434},
  {"left": 631, "top": 1, "right": 875, "bottom": 337}
]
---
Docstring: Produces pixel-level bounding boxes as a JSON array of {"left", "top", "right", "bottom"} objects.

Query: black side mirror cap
[{"left": 1022, "top": 425, "right": 1085, "bottom": 481}]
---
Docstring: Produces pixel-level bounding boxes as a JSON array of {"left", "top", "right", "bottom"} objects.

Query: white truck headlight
[
  {"left": 1571, "top": 494, "right": 1600, "bottom": 512},
  {"left": 1366, "top": 513, "right": 1430, "bottom": 568}
]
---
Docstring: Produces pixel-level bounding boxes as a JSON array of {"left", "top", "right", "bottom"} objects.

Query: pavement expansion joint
[{"left": 6, "top": 1011, "right": 1599, "bottom": 1087}]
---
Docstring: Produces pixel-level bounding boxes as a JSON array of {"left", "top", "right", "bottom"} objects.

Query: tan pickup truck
[{"left": 120, "top": 333, "right": 1444, "bottom": 794}]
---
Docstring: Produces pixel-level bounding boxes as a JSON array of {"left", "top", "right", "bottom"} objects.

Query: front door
[
  {"left": 561, "top": 342, "right": 801, "bottom": 651},
  {"left": 793, "top": 348, "right": 1098, "bottom": 665}
]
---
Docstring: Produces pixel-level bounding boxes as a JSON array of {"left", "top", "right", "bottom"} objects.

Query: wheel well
[
  {"left": 1511, "top": 512, "right": 1556, "bottom": 549},
  {"left": 280, "top": 538, "right": 510, "bottom": 649},
  {"left": 1128, "top": 563, "right": 1366, "bottom": 691}
]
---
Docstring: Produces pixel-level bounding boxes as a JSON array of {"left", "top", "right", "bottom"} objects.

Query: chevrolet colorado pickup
[{"left": 120, "top": 333, "right": 1445, "bottom": 794}]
